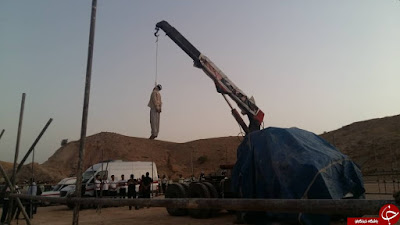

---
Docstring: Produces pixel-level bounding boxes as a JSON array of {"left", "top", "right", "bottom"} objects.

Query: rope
[{"left": 154, "top": 36, "right": 159, "bottom": 86}]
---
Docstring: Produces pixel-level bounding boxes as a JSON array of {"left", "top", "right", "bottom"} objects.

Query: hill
[
  {"left": 41, "top": 132, "right": 242, "bottom": 182},
  {"left": 320, "top": 114, "right": 400, "bottom": 174},
  {"left": 2, "top": 114, "right": 399, "bottom": 184}
]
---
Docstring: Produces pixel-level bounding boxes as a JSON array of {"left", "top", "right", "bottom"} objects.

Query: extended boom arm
[{"left": 155, "top": 20, "right": 264, "bottom": 134}]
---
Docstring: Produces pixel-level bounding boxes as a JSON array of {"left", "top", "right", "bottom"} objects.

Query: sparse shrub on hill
[{"left": 197, "top": 156, "right": 208, "bottom": 164}]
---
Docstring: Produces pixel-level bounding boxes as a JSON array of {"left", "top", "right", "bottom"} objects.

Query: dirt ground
[
  {"left": 0, "top": 192, "right": 394, "bottom": 225},
  {"left": 2, "top": 205, "right": 237, "bottom": 225}
]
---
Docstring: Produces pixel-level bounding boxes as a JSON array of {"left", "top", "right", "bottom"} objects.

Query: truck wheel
[
  {"left": 165, "top": 183, "right": 187, "bottom": 216},
  {"left": 202, "top": 182, "right": 219, "bottom": 217},
  {"left": 180, "top": 183, "right": 189, "bottom": 196},
  {"left": 188, "top": 183, "right": 211, "bottom": 219}
]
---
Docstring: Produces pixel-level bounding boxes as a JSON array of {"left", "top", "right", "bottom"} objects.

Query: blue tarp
[{"left": 232, "top": 127, "right": 365, "bottom": 225}]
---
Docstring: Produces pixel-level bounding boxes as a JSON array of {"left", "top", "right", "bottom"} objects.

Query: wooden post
[{"left": 72, "top": 1, "right": 97, "bottom": 224}]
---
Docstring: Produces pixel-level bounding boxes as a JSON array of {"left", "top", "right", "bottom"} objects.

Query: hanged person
[{"left": 148, "top": 84, "right": 162, "bottom": 139}]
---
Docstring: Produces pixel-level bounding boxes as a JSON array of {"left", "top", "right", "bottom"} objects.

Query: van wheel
[
  {"left": 202, "top": 182, "right": 219, "bottom": 217},
  {"left": 165, "top": 183, "right": 187, "bottom": 216},
  {"left": 188, "top": 183, "right": 211, "bottom": 219}
]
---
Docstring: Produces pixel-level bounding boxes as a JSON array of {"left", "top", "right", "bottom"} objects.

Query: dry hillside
[
  {"left": 2, "top": 114, "right": 399, "bottom": 184},
  {"left": 41, "top": 132, "right": 242, "bottom": 182},
  {"left": 320, "top": 114, "right": 400, "bottom": 174}
]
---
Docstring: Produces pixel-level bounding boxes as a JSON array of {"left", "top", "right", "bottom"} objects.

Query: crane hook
[{"left": 154, "top": 27, "right": 160, "bottom": 38}]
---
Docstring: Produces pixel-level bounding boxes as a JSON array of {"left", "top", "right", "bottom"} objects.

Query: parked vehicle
[
  {"left": 41, "top": 177, "right": 76, "bottom": 205},
  {"left": 81, "top": 160, "right": 158, "bottom": 197},
  {"left": 60, "top": 184, "right": 75, "bottom": 197}
]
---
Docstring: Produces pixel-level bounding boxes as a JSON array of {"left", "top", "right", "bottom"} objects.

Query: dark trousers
[
  {"left": 102, "top": 190, "right": 108, "bottom": 197},
  {"left": 162, "top": 184, "right": 167, "bottom": 194},
  {"left": 143, "top": 190, "right": 151, "bottom": 198},
  {"left": 96, "top": 190, "right": 101, "bottom": 197},
  {"left": 109, "top": 190, "right": 117, "bottom": 197},
  {"left": 119, "top": 188, "right": 126, "bottom": 198},
  {"left": 127, "top": 190, "right": 136, "bottom": 210},
  {"left": 1, "top": 200, "right": 9, "bottom": 223}
]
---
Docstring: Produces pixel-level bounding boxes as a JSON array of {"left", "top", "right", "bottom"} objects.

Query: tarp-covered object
[{"left": 232, "top": 127, "right": 365, "bottom": 225}]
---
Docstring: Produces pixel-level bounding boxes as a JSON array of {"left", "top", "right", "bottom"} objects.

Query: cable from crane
[{"left": 154, "top": 31, "right": 160, "bottom": 86}]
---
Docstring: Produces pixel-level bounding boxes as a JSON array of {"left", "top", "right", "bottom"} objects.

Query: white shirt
[
  {"left": 28, "top": 182, "right": 37, "bottom": 196},
  {"left": 95, "top": 179, "right": 101, "bottom": 191},
  {"left": 109, "top": 179, "right": 117, "bottom": 191},
  {"left": 119, "top": 179, "right": 127, "bottom": 189},
  {"left": 102, "top": 180, "right": 109, "bottom": 191}
]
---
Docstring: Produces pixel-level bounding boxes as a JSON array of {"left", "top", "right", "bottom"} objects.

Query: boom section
[{"left": 155, "top": 20, "right": 264, "bottom": 132}]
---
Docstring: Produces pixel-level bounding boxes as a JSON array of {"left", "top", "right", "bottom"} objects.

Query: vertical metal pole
[
  {"left": 31, "top": 149, "right": 34, "bottom": 181},
  {"left": 7, "top": 93, "right": 26, "bottom": 223},
  {"left": 30, "top": 148, "right": 34, "bottom": 219},
  {"left": 72, "top": 1, "right": 97, "bottom": 224},
  {"left": 191, "top": 149, "right": 194, "bottom": 178}
]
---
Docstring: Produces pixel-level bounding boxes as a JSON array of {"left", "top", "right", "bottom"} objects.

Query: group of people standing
[{"left": 94, "top": 172, "right": 153, "bottom": 202}]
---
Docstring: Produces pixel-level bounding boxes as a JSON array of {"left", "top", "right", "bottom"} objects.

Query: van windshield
[
  {"left": 82, "top": 171, "right": 95, "bottom": 183},
  {"left": 52, "top": 184, "right": 62, "bottom": 191}
]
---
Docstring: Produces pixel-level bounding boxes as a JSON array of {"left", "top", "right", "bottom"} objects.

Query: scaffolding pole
[
  {"left": 13, "top": 194, "right": 396, "bottom": 216},
  {"left": 7, "top": 93, "right": 26, "bottom": 223},
  {"left": 73, "top": 0, "right": 97, "bottom": 224}
]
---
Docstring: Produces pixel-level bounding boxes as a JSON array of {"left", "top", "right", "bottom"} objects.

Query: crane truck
[
  {"left": 155, "top": 20, "right": 264, "bottom": 135},
  {"left": 155, "top": 20, "right": 264, "bottom": 218}
]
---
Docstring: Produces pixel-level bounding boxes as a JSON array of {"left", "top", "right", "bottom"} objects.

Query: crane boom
[{"left": 155, "top": 20, "right": 264, "bottom": 134}]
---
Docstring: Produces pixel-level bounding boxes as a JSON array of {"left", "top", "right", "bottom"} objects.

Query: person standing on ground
[
  {"left": 1, "top": 186, "right": 10, "bottom": 223},
  {"left": 102, "top": 175, "right": 109, "bottom": 197},
  {"left": 138, "top": 175, "right": 144, "bottom": 198},
  {"left": 127, "top": 174, "right": 137, "bottom": 210},
  {"left": 142, "top": 172, "right": 153, "bottom": 198},
  {"left": 148, "top": 84, "right": 162, "bottom": 139},
  {"left": 94, "top": 175, "right": 102, "bottom": 197},
  {"left": 178, "top": 174, "right": 184, "bottom": 184},
  {"left": 161, "top": 175, "right": 168, "bottom": 194},
  {"left": 109, "top": 175, "right": 117, "bottom": 197},
  {"left": 118, "top": 174, "right": 127, "bottom": 198},
  {"left": 27, "top": 178, "right": 37, "bottom": 218}
]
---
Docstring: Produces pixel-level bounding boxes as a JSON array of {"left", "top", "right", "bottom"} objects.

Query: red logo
[
  {"left": 379, "top": 204, "right": 400, "bottom": 225},
  {"left": 347, "top": 204, "right": 400, "bottom": 225}
]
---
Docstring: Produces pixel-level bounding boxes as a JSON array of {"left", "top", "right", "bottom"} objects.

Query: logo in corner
[{"left": 379, "top": 204, "right": 400, "bottom": 225}]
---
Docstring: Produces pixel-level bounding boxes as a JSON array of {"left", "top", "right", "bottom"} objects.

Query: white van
[
  {"left": 41, "top": 177, "right": 76, "bottom": 205},
  {"left": 82, "top": 160, "right": 158, "bottom": 197},
  {"left": 42, "top": 177, "right": 76, "bottom": 197}
]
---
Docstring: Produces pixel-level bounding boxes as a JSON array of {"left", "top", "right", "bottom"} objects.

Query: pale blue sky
[{"left": 1, "top": 1, "right": 399, "bottom": 163}]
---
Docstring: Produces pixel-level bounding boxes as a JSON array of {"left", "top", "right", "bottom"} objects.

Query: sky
[{"left": 1, "top": 1, "right": 400, "bottom": 163}]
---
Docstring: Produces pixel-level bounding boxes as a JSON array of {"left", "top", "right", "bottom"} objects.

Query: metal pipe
[
  {"left": 73, "top": 1, "right": 97, "bottom": 224},
  {"left": 13, "top": 194, "right": 396, "bottom": 216},
  {"left": 0, "top": 129, "right": 5, "bottom": 140},
  {"left": 3, "top": 118, "right": 54, "bottom": 188},
  {"left": 0, "top": 164, "right": 31, "bottom": 225},
  {"left": 15, "top": 118, "right": 53, "bottom": 175},
  {"left": 8, "top": 93, "right": 26, "bottom": 223}
]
